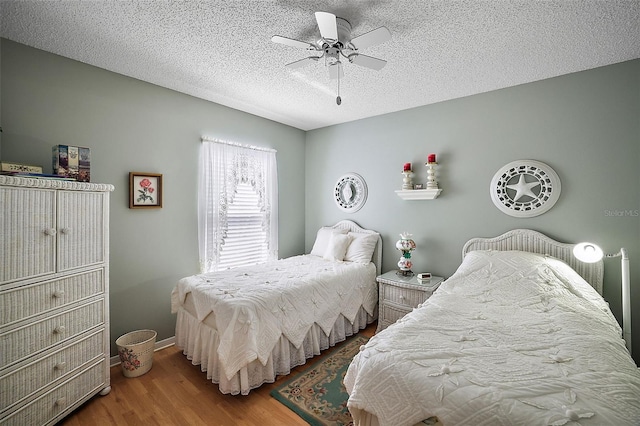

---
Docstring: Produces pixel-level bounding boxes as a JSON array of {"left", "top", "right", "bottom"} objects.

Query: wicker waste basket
[{"left": 116, "top": 329, "right": 157, "bottom": 378}]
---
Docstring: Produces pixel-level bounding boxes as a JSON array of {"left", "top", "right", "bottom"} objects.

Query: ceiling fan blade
[
  {"left": 315, "top": 11, "right": 338, "bottom": 41},
  {"left": 328, "top": 62, "right": 344, "bottom": 80},
  {"left": 350, "top": 26, "right": 391, "bottom": 50},
  {"left": 285, "top": 57, "right": 320, "bottom": 69},
  {"left": 271, "top": 35, "right": 315, "bottom": 50},
  {"left": 350, "top": 54, "right": 387, "bottom": 71}
]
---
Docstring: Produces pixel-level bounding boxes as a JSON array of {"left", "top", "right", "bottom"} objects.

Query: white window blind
[
  {"left": 218, "top": 182, "right": 268, "bottom": 269},
  {"left": 198, "top": 138, "right": 278, "bottom": 273}
]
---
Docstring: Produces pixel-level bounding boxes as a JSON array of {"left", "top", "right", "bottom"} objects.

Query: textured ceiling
[{"left": 1, "top": 1, "right": 639, "bottom": 131}]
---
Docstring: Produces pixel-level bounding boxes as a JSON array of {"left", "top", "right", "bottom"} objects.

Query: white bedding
[
  {"left": 171, "top": 254, "right": 377, "bottom": 382},
  {"left": 344, "top": 250, "right": 640, "bottom": 426}
]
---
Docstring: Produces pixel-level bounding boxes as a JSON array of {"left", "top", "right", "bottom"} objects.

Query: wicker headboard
[
  {"left": 331, "top": 220, "right": 383, "bottom": 276},
  {"left": 462, "top": 229, "right": 604, "bottom": 295}
]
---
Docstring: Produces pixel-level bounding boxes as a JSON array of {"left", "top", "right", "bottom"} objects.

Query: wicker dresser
[
  {"left": 376, "top": 271, "right": 444, "bottom": 332},
  {"left": 0, "top": 176, "right": 114, "bottom": 425}
]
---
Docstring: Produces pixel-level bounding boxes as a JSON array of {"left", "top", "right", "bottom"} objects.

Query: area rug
[{"left": 270, "top": 335, "right": 369, "bottom": 426}]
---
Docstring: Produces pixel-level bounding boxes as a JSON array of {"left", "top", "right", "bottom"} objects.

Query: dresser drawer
[
  {"left": 0, "top": 360, "right": 105, "bottom": 426},
  {"left": 1, "top": 269, "right": 104, "bottom": 326},
  {"left": 0, "top": 299, "right": 104, "bottom": 369},
  {"left": 381, "top": 283, "right": 430, "bottom": 308},
  {"left": 0, "top": 329, "right": 104, "bottom": 414}
]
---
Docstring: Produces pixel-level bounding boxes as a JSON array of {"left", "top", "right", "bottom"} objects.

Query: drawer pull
[
  {"left": 53, "top": 290, "right": 65, "bottom": 299},
  {"left": 53, "top": 325, "right": 66, "bottom": 334},
  {"left": 60, "top": 227, "right": 72, "bottom": 234},
  {"left": 54, "top": 361, "right": 67, "bottom": 371},
  {"left": 54, "top": 397, "right": 66, "bottom": 407},
  {"left": 399, "top": 295, "right": 405, "bottom": 300},
  {"left": 44, "top": 228, "right": 57, "bottom": 236}
]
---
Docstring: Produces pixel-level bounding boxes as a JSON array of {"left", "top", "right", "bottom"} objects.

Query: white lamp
[
  {"left": 574, "top": 242, "right": 631, "bottom": 355},
  {"left": 396, "top": 232, "right": 416, "bottom": 276}
]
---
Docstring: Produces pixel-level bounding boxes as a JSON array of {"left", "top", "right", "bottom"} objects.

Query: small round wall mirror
[{"left": 334, "top": 173, "right": 368, "bottom": 213}]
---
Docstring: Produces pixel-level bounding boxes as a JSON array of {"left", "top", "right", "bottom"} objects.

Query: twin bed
[
  {"left": 171, "top": 220, "right": 381, "bottom": 395},
  {"left": 345, "top": 229, "right": 640, "bottom": 426},
  {"left": 171, "top": 224, "right": 640, "bottom": 425}
]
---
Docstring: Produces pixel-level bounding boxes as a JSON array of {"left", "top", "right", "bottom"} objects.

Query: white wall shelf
[{"left": 395, "top": 189, "right": 442, "bottom": 200}]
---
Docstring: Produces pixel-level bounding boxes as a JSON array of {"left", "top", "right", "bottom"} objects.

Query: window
[{"left": 198, "top": 138, "right": 278, "bottom": 272}]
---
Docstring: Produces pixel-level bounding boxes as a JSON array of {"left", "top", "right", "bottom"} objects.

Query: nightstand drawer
[
  {"left": 381, "top": 283, "right": 430, "bottom": 308},
  {"left": 381, "top": 302, "right": 411, "bottom": 325}
]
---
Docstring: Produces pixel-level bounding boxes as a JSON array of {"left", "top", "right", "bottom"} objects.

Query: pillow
[
  {"left": 323, "top": 233, "right": 352, "bottom": 261},
  {"left": 310, "top": 227, "right": 348, "bottom": 257},
  {"left": 344, "top": 232, "right": 379, "bottom": 264}
]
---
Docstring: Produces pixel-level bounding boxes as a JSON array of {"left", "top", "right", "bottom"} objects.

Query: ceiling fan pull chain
[{"left": 336, "top": 66, "right": 342, "bottom": 105}]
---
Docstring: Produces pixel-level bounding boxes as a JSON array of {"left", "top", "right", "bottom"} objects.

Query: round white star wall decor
[{"left": 490, "top": 160, "right": 561, "bottom": 218}]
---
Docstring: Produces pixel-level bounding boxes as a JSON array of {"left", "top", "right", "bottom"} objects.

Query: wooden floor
[{"left": 59, "top": 323, "right": 376, "bottom": 426}]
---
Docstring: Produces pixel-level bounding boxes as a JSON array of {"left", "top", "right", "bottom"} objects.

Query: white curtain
[{"left": 198, "top": 138, "right": 278, "bottom": 273}]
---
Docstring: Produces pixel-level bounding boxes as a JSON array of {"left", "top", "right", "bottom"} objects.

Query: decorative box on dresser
[
  {"left": 376, "top": 271, "right": 444, "bottom": 332},
  {"left": 0, "top": 175, "right": 114, "bottom": 425}
]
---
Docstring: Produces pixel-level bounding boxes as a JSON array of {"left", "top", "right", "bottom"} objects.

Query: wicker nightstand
[{"left": 376, "top": 271, "right": 444, "bottom": 332}]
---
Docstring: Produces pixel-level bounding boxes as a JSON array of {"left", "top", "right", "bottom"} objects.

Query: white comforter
[
  {"left": 344, "top": 250, "right": 640, "bottom": 426},
  {"left": 171, "top": 255, "right": 377, "bottom": 381}
]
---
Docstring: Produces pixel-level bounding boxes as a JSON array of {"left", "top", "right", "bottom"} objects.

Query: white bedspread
[
  {"left": 171, "top": 255, "right": 377, "bottom": 380},
  {"left": 345, "top": 250, "right": 640, "bottom": 426}
]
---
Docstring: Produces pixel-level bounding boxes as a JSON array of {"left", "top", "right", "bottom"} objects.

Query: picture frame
[
  {"left": 129, "top": 172, "right": 163, "bottom": 209},
  {"left": 414, "top": 183, "right": 425, "bottom": 189}
]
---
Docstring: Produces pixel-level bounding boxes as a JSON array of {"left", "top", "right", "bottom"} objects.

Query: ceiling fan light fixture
[
  {"left": 272, "top": 11, "right": 390, "bottom": 103},
  {"left": 334, "top": 17, "right": 352, "bottom": 46}
]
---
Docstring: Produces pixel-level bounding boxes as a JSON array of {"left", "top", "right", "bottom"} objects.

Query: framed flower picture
[{"left": 129, "top": 172, "right": 163, "bottom": 209}]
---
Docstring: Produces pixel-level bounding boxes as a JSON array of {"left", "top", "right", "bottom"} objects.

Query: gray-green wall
[
  {"left": 0, "top": 39, "right": 306, "bottom": 355},
  {"left": 2, "top": 38, "right": 639, "bottom": 362},
  {"left": 306, "top": 59, "right": 640, "bottom": 360}
]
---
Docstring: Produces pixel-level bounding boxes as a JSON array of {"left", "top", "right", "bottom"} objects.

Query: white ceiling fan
[{"left": 272, "top": 11, "right": 391, "bottom": 105}]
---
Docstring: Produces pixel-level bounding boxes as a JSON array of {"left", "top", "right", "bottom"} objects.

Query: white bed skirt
[{"left": 175, "top": 305, "right": 375, "bottom": 395}]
